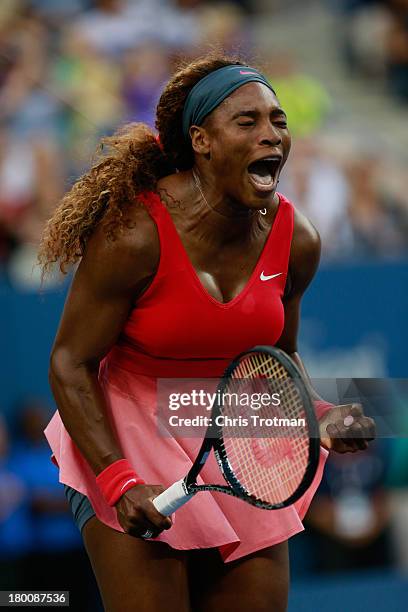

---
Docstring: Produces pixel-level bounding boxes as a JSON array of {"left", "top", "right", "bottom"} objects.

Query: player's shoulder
[
  {"left": 280, "top": 195, "right": 321, "bottom": 294},
  {"left": 79, "top": 194, "right": 160, "bottom": 290},
  {"left": 278, "top": 192, "right": 320, "bottom": 257},
  {"left": 293, "top": 206, "right": 320, "bottom": 253},
  {"left": 87, "top": 195, "right": 158, "bottom": 258}
]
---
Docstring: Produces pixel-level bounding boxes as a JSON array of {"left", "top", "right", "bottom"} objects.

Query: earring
[{"left": 260, "top": 208, "right": 267, "bottom": 215}]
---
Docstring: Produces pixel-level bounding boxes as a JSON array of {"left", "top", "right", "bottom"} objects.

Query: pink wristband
[
  {"left": 96, "top": 459, "right": 145, "bottom": 506},
  {"left": 314, "top": 400, "right": 334, "bottom": 420}
]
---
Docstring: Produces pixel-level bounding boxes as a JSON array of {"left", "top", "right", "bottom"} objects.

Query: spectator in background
[
  {"left": 72, "top": 0, "right": 144, "bottom": 58},
  {"left": 122, "top": 44, "right": 170, "bottom": 127},
  {"left": 332, "top": 0, "right": 391, "bottom": 78},
  {"left": 74, "top": 0, "right": 199, "bottom": 58},
  {"left": 198, "top": 2, "right": 251, "bottom": 54},
  {"left": 0, "top": 8, "right": 60, "bottom": 134},
  {"left": 330, "top": 0, "right": 408, "bottom": 103},
  {"left": 301, "top": 440, "right": 394, "bottom": 573},
  {"left": 0, "top": 415, "right": 32, "bottom": 590},
  {"left": 11, "top": 400, "right": 99, "bottom": 607},
  {"left": 52, "top": 27, "right": 123, "bottom": 173},
  {"left": 0, "top": 128, "right": 35, "bottom": 235},
  {"left": 1, "top": 133, "right": 63, "bottom": 289},
  {"left": 267, "top": 53, "right": 332, "bottom": 138},
  {"left": 385, "top": 0, "right": 408, "bottom": 102},
  {"left": 24, "top": 1, "right": 88, "bottom": 30},
  {"left": 345, "top": 154, "right": 408, "bottom": 257}
]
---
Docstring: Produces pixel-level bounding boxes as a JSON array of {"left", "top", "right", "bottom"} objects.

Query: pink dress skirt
[{"left": 45, "top": 346, "right": 329, "bottom": 563}]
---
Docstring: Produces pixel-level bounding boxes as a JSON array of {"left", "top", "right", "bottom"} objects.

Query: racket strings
[{"left": 219, "top": 353, "right": 310, "bottom": 504}]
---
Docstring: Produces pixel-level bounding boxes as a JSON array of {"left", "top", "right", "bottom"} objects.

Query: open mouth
[{"left": 247, "top": 157, "right": 281, "bottom": 192}]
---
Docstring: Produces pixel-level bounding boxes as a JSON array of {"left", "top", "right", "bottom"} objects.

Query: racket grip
[{"left": 152, "top": 479, "right": 194, "bottom": 516}]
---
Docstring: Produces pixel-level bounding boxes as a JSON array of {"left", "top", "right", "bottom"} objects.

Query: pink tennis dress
[{"left": 45, "top": 191, "right": 329, "bottom": 562}]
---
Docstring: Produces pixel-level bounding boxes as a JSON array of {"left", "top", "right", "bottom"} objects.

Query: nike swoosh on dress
[{"left": 260, "top": 272, "right": 283, "bottom": 281}]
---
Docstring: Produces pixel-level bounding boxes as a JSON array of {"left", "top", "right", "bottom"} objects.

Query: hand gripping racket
[{"left": 152, "top": 346, "right": 320, "bottom": 516}]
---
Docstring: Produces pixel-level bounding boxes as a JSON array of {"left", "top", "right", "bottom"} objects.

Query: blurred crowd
[
  {"left": 0, "top": 404, "right": 101, "bottom": 608},
  {"left": 0, "top": 0, "right": 407, "bottom": 290}
]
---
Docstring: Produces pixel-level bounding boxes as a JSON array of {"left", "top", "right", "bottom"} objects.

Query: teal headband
[{"left": 182, "top": 64, "right": 275, "bottom": 139}]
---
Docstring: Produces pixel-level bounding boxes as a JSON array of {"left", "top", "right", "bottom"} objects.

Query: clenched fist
[{"left": 319, "top": 403, "right": 376, "bottom": 453}]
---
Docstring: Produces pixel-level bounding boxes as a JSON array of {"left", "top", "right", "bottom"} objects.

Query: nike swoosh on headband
[{"left": 260, "top": 271, "right": 283, "bottom": 281}]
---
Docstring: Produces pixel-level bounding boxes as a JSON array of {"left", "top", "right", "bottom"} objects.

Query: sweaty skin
[{"left": 49, "top": 81, "right": 375, "bottom": 612}]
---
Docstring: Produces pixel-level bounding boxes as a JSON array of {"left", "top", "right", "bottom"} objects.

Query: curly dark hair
[{"left": 38, "top": 52, "right": 246, "bottom": 275}]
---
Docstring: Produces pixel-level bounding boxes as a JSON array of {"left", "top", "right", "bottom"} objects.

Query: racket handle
[{"left": 152, "top": 479, "right": 194, "bottom": 516}]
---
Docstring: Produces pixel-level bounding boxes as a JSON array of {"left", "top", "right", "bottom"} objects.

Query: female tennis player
[{"left": 39, "top": 54, "right": 375, "bottom": 612}]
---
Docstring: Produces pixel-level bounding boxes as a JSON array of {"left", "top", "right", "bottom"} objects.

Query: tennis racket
[{"left": 152, "top": 345, "right": 320, "bottom": 516}]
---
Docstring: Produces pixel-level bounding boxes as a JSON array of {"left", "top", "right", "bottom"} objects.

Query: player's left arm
[{"left": 276, "top": 207, "right": 376, "bottom": 453}]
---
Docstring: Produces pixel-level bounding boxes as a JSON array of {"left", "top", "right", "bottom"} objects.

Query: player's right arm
[{"left": 49, "top": 205, "right": 171, "bottom": 536}]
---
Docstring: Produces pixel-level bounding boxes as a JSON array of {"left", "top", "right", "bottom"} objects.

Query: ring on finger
[{"left": 140, "top": 529, "right": 154, "bottom": 539}]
